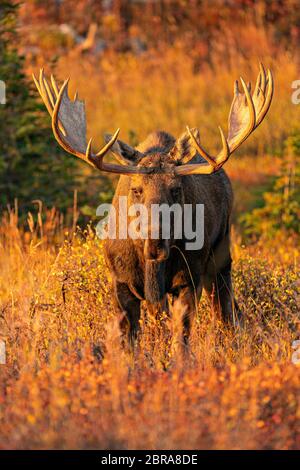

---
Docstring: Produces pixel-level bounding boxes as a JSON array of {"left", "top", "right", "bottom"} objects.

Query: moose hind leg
[
  {"left": 204, "top": 262, "right": 241, "bottom": 326},
  {"left": 113, "top": 280, "right": 141, "bottom": 344}
]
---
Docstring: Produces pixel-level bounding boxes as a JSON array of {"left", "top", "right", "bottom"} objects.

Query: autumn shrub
[{"left": 0, "top": 220, "right": 299, "bottom": 449}]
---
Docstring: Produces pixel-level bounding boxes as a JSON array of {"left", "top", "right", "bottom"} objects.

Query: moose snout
[{"left": 144, "top": 239, "right": 170, "bottom": 262}]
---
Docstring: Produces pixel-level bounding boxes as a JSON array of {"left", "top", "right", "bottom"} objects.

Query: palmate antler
[
  {"left": 32, "top": 69, "right": 153, "bottom": 175},
  {"left": 33, "top": 64, "right": 273, "bottom": 176},
  {"left": 176, "top": 63, "right": 274, "bottom": 175}
]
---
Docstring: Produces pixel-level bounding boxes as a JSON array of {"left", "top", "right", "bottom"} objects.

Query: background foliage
[{"left": 0, "top": 1, "right": 78, "bottom": 214}]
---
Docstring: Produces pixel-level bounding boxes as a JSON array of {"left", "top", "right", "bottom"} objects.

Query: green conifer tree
[
  {"left": 0, "top": 0, "right": 81, "bottom": 214},
  {"left": 241, "top": 131, "right": 300, "bottom": 239}
]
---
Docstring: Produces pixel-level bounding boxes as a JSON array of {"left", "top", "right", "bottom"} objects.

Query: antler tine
[
  {"left": 37, "top": 68, "right": 53, "bottom": 116},
  {"left": 50, "top": 75, "right": 59, "bottom": 98},
  {"left": 253, "top": 71, "right": 261, "bottom": 97},
  {"left": 186, "top": 126, "right": 218, "bottom": 168},
  {"left": 42, "top": 75, "right": 56, "bottom": 109},
  {"left": 87, "top": 129, "right": 120, "bottom": 170},
  {"left": 234, "top": 80, "right": 239, "bottom": 96},
  {"left": 215, "top": 126, "right": 230, "bottom": 165},
  {"left": 256, "top": 68, "right": 273, "bottom": 127},
  {"left": 175, "top": 161, "right": 216, "bottom": 176},
  {"left": 259, "top": 62, "right": 266, "bottom": 94},
  {"left": 85, "top": 138, "right": 93, "bottom": 161},
  {"left": 94, "top": 128, "right": 120, "bottom": 158},
  {"left": 229, "top": 76, "right": 256, "bottom": 153},
  {"left": 176, "top": 125, "right": 229, "bottom": 176},
  {"left": 187, "top": 125, "right": 229, "bottom": 168},
  {"left": 33, "top": 69, "right": 66, "bottom": 136},
  {"left": 32, "top": 72, "right": 42, "bottom": 97}
]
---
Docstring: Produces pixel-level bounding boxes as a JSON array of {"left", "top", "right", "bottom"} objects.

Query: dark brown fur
[{"left": 104, "top": 131, "right": 241, "bottom": 345}]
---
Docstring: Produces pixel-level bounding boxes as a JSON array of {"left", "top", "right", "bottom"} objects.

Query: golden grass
[{"left": 0, "top": 213, "right": 299, "bottom": 449}]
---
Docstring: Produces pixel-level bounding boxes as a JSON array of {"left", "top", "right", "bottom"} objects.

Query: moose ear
[
  {"left": 104, "top": 134, "right": 143, "bottom": 165},
  {"left": 169, "top": 127, "right": 199, "bottom": 163}
]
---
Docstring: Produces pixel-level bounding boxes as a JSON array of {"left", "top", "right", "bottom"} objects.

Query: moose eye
[
  {"left": 171, "top": 187, "right": 181, "bottom": 199},
  {"left": 131, "top": 187, "right": 143, "bottom": 198}
]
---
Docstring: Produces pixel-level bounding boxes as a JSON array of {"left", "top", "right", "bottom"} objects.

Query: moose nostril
[
  {"left": 148, "top": 243, "right": 159, "bottom": 260},
  {"left": 144, "top": 240, "right": 169, "bottom": 261},
  {"left": 159, "top": 241, "right": 170, "bottom": 255}
]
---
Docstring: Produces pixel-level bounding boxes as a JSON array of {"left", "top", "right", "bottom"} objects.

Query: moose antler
[
  {"left": 32, "top": 69, "right": 153, "bottom": 175},
  {"left": 33, "top": 65, "right": 273, "bottom": 176},
  {"left": 176, "top": 64, "right": 273, "bottom": 176}
]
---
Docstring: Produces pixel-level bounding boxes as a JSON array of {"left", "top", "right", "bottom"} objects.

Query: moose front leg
[
  {"left": 169, "top": 284, "right": 201, "bottom": 349},
  {"left": 113, "top": 280, "right": 141, "bottom": 345}
]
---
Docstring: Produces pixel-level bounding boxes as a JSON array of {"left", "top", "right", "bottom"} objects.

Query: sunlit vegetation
[{"left": 0, "top": 214, "right": 299, "bottom": 449}]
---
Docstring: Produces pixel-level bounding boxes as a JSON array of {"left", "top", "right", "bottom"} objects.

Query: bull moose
[{"left": 33, "top": 65, "right": 273, "bottom": 346}]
